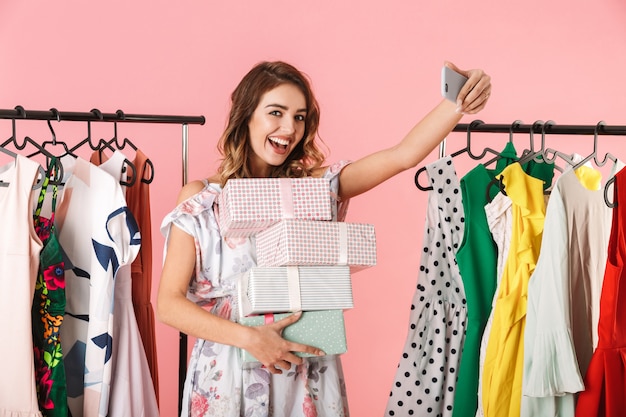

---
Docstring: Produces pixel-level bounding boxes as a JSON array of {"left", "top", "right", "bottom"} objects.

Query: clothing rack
[
  {"left": 0, "top": 105, "right": 205, "bottom": 414},
  {"left": 450, "top": 121, "right": 626, "bottom": 136},
  {"left": 432, "top": 119, "right": 626, "bottom": 207}
]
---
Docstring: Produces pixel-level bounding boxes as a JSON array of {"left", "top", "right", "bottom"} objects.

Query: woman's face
[{"left": 247, "top": 83, "right": 307, "bottom": 177}]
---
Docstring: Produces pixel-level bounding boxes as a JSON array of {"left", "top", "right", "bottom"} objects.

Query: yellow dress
[{"left": 481, "top": 162, "right": 546, "bottom": 417}]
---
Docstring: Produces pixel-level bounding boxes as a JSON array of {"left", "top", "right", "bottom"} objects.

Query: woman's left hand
[{"left": 446, "top": 61, "right": 492, "bottom": 114}]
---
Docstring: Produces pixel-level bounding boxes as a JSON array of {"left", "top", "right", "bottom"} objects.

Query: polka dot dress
[{"left": 385, "top": 156, "right": 467, "bottom": 417}]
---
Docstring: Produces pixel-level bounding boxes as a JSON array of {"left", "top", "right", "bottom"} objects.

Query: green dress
[
  {"left": 452, "top": 143, "right": 555, "bottom": 417},
  {"left": 32, "top": 159, "right": 68, "bottom": 417}
]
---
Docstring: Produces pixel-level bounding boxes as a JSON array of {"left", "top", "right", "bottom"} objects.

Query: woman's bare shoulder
[{"left": 176, "top": 178, "right": 211, "bottom": 204}]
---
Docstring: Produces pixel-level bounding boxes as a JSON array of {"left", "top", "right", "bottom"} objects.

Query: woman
[{"left": 158, "top": 60, "right": 491, "bottom": 416}]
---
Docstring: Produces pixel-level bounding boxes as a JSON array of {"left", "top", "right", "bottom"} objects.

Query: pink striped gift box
[
  {"left": 255, "top": 219, "right": 377, "bottom": 271},
  {"left": 217, "top": 177, "right": 333, "bottom": 237}
]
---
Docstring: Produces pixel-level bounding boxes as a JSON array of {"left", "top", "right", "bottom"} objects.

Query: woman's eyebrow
[{"left": 265, "top": 103, "right": 307, "bottom": 113}]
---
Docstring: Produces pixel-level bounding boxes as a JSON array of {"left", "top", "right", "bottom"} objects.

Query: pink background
[{"left": 3, "top": 1, "right": 626, "bottom": 415}]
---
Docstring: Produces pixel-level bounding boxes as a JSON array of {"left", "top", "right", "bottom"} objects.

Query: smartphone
[{"left": 441, "top": 66, "right": 468, "bottom": 102}]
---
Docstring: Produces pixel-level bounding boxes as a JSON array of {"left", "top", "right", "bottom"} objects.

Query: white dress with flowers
[{"left": 161, "top": 161, "right": 352, "bottom": 417}]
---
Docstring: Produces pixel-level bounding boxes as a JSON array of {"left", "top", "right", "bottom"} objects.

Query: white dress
[
  {"left": 56, "top": 156, "right": 141, "bottom": 417},
  {"left": 475, "top": 191, "right": 513, "bottom": 417},
  {"left": 521, "top": 163, "right": 621, "bottom": 417},
  {"left": 161, "top": 161, "right": 351, "bottom": 417},
  {"left": 94, "top": 150, "right": 159, "bottom": 417},
  {"left": 385, "top": 156, "right": 467, "bottom": 417}
]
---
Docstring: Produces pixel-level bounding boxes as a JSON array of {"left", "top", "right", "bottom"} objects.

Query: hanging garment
[
  {"left": 575, "top": 165, "right": 626, "bottom": 416},
  {"left": 521, "top": 161, "right": 621, "bottom": 417},
  {"left": 90, "top": 150, "right": 158, "bottom": 417},
  {"left": 459, "top": 146, "right": 555, "bottom": 417},
  {"left": 32, "top": 159, "right": 69, "bottom": 417},
  {"left": 481, "top": 162, "right": 546, "bottom": 417},
  {"left": 475, "top": 191, "right": 513, "bottom": 417},
  {"left": 56, "top": 156, "right": 141, "bottom": 417},
  {"left": 0, "top": 155, "right": 44, "bottom": 416},
  {"left": 453, "top": 142, "right": 518, "bottom": 417},
  {"left": 90, "top": 148, "right": 158, "bottom": 398},
  {"left": 161, "top": 161, "right": 351, "bottom": 417},
  {"left": 385, "top": 156, "right": 467, "bottom": 417}
]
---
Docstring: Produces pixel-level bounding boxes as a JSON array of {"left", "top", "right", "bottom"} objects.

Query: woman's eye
[
  {"left": 269, "top": 110, "right": 282, "bottom": 116},
  {"left": 295, "top": 114, "right": 305, "bottom": 122}
]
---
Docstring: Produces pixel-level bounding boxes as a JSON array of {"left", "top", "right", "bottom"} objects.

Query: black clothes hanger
[
  {"left": 93, "top": 119, "right": 138, "bottom": 187},
  {"left": 26, "top": 108, "right": 74, "bottom": 160},
  {"left": 414, "top": 120, "right": 498, "bottom": 191},
  {"left": 485, "top": 121, "right": 561, "bottom": 201},
  {"left": 0, "top": 115, "right": 48, "bottom": 189},
  {"left": 101, "top": 110, "right": 154, "bottom": 184},
  {"left": 67, "top": 109, "right": 103, "bottom": 154}
]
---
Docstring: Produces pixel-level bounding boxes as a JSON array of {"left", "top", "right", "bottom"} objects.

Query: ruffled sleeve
[
  {"left": 160, "top": 182, "right": 227, "bottom": 306},
  {"left": 323, "top": 160, "right": 352, "bottom": 221}
]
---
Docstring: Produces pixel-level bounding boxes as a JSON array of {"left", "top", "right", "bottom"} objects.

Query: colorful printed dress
[
  {"left": 161, "top": 161, "right": 351, "bottom": 417},
  {"left": 385, "top": 156, "right": 467, "bottom": 417},
  {"left": 91, "top": 148, "right": 159, "bottom": 400},
  {"left": 90, "top": 150, "right": 158, "bottom": 417},
  {"left": 32, "top": 159, "right": 68, "bottom": 416},
  {"left": 56, "top": 156, "right": 141, "bottom": 417}
]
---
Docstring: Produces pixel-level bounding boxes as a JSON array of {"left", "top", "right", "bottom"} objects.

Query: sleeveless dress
[
  {"left": 456, "top": 145, "right": 555, "bottom": 417},
  {"left": 32, "top": 159, "right": 69, "bottom": 416},
  {"left": 385, "top": 156, "right": 467, "bottom": 417},
  {"left": 91, "top": 148, "right": 159, "bottom": 400},
  {"left": 0, "top": 155, "right": 44, "bottom": 416},
  {"left": 56, "top": 156, "right": 141, "bottom": 417},
  {"left": 575, "top": 165, "right": 626, "bottom": 416},
  {"left": 454, "top": 143, "right": 517, "bottom": 417},
  {"left": 90, "top": 150, "right": 158, "bottom": 417},
  {"left": 481, "top": 163, "right": 546, "bottom": 417},
  {"left": 161, "top": 161, "right": 351, "bottom": 417}
]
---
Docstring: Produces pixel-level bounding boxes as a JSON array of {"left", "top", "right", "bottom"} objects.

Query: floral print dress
[
  {"left": 32, "top": 159, "right": 68, "bottom": 416},
  {"left": 161, "top": 161, "right": 352, "bottom": 417}
]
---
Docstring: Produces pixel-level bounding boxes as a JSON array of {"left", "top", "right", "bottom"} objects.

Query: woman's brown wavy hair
[{"left": 215, "top": 61, "right": 327, "bottom": 186}]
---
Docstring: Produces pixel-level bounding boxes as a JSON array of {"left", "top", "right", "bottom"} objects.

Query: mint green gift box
[{"left": 238, "top": 310, "right": 347, "bottom": 365}]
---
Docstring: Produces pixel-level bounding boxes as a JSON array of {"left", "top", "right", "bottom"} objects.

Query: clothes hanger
[
  {"left": 515, "top": 120, "right": 562, "bottom": 173},
  {"left": 67, "top": 109, "right": 103, "bottom": 154},
  {"left": 0, "top": 115, "right": 47, "bottom": 189},
  {"left": 569, "top": 121, "right": 617, "bottom": 172},
  {"left": 585, "top": 121, "right": 621, "bottom": 208},
  {"left": 26, "top": 108, "right": 75, "bottom": 160},
  {"left": 542, "top": 121, "right": 578, "bottom": 168},
  {"left": 485, "top": 121, "right": 562, "bottom": 201},
  {"left": 101, "top": 110, "right": 154, "bottom": 184},
  {"left": 94, "top": 119, "right": 138, "bottom": 187},
  {"left": 414, "top": 119, "right": 497, "bottom": 191}
]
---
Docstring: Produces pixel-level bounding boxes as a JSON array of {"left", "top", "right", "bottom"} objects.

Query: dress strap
[{"left": 33, "top": 157, "right": 59, "bottom": 227}]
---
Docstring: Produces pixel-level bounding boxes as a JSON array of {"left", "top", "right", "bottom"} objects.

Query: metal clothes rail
[{"left": 0, "top": 105, "right": 204, "bottom": 414}]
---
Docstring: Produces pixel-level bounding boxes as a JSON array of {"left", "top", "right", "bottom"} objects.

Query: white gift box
[
  {"left": 217, "top": 177, "right": 333, "bottom": 237},
  {"left": 237, "top": 265, "right": 353, "bottom": 317},
  {"left": 255, "top": 219, "right": 377, "bottom": 271}
]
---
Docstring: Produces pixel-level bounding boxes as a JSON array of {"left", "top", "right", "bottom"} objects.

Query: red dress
[{"left": 575, "top": 166, "right": 626, "bottom": 417}]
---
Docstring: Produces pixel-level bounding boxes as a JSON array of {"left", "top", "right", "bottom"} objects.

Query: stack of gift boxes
[{"left": 217, "top": 177, "right": 377, "bottom": 367}]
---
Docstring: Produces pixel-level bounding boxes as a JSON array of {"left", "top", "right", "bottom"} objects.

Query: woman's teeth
[{"left": 269, "top": 137, "right": 289, "bottom": 147}]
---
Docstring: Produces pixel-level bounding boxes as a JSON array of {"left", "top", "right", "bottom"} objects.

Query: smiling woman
[
  {"left": 156, "top": 59, "right": 490, "bottom": 416},
  {"left": 247, "top": 84, "right": 308, "bottom": 173}
]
